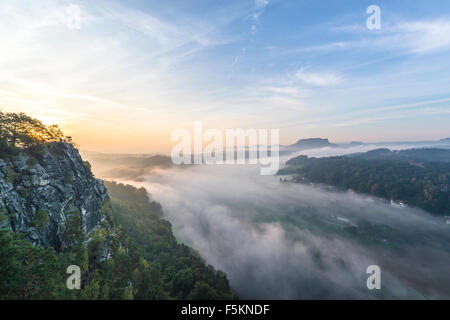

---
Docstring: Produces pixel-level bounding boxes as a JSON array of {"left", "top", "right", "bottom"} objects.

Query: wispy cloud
[
  {"left": 330, "top": 106, "right": 450, "bottom": 128},
  {"left": 5, "top": 77, "right": 123, "bottom": 107},
  {"left": 250, "top": 0, "right": 270, "bottom": 34},
  {"left": 294, "top": 17, "right": 450, "bottom": 58},
  {"left": 265, "top": 86, "right": 309, "bottom": 97},
  {"left": 100, "top": 3, "right": 228, "bottom": 52},
  {"left": 397, "top": 20, "right": 450, "bottom": 54},
  {"left": 348, "top": 19, "right": 450, "bottom": 55},
  {"left": 255, "top": 0, "right": 269, "bottom": 9},
  {"left": 0, "top": 1, "right": 231, "bottom": 116},
  {"left": 1, "top": 1, "right": 449, "bottom": 150},
  {"left": 295, "top": 69, "right": 343, "bottom": 87}
]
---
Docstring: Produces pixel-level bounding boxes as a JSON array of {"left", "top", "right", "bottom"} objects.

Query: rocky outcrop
[{"left": 0, "top": 142, "right": 108, "bottom": 249}]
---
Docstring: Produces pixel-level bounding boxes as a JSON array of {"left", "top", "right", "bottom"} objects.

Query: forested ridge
[
  {"left": 105, "top": 181, "right": 237, "bottom": 300},
  {"left": 279, "top": 152, "right": 450, "bottom": 215}
]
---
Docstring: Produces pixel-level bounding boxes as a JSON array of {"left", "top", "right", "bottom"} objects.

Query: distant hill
[
  {"left": 280, "top": 148, "right": 450, "bottom": 216},
  {"left": 281, "top": 137, "right": 450, "bottom": 156},
  {"left": 286, "top": 138, "right": 337, "bottom": 150},
  {"left": 81, "top": 151, "right": 173, "bottom": 181},
  {"left": 348, "top": 148, "right": 450, "bottom": 163}
]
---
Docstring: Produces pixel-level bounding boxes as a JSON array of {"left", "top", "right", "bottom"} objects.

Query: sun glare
[{"left": 37, "top": 115, "right": 60, "bottom": 126}]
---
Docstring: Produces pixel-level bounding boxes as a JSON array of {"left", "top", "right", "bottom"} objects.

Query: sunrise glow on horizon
[{"left": 1, "top": 0, "right": 450, "bottom": 153}]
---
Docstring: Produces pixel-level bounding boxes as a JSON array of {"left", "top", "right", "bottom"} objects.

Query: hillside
[
  {"left": 348, "top": 148, "right": 450, "bottom": 163},
  {"left": 279, "top": 149, "right": 450, "bottom": 215},
  {"left": 105, "top": 181, "right": 237, "bottom": 299}
]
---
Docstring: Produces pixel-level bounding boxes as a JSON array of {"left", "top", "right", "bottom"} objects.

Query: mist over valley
[{"left": 85, "top": 140, "right": 450, "bottom": 299}]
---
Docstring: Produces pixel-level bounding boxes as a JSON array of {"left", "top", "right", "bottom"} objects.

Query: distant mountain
[
  {"left": 280, "top": 137, "right": 450, "bottom": 157},
  {"left": 286, "top": 138, "right": 337, "bottom": 150}
]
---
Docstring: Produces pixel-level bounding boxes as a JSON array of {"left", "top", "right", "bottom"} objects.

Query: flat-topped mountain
[{"left": 288, "top": 138, "right": 337, "bottom": 150}]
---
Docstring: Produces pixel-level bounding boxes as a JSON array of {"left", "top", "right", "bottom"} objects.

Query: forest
[
  {"left": 279, "top": 152, "right": 450, "bottom": 215},
  {"left": 104, "top": 181, "right": 237, "bottom": 300}
]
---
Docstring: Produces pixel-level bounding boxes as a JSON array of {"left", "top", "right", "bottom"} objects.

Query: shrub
[
  {"left": 32, "top": 210, "right": 49, "bottom": 230},
  {"left": 6, "top": 166, "right": 17, "bottom": 183},
  {"left": 64, "top": 174, "right": 74, "bottom": 185}
]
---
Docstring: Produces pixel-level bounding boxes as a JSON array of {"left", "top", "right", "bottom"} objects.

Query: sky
[{"left": 1, "top": 0, "right": 450, "bottom": 153}]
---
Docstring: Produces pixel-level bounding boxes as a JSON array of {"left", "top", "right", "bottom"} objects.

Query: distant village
[
  {"left": 279, "top": 176, "right": 311, "bottom": 184},
  {"left": 280, "top": 176, "right": 450, "bottom": 226},
  {"left": 408, "top": 160, "right": 425, "bottom": 168},
  {"left": 390, "top": 199, "right": 407, "bottom": 208}
]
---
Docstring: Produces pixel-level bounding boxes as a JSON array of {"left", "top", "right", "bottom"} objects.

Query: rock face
[{"left": 0, "top": 142, "right": 108, "bottom": 249}]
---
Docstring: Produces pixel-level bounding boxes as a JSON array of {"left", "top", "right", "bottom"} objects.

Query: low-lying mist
[
  {"left": 88, "top": 144, "right": 450, "bottom": 299},
  {"left": 282, "top": 143, "right": 442, "bottom": 160},
  {"left": 80, "top": 151, "right": 173, "bottom": 181}
]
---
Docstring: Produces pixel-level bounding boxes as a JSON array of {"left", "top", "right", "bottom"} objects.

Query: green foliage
[
  {"left": 0, "top": 180, "right": 236, "bottom": 300},
  {"left": 59, "top": 210, "right": 84, "bottom": 252},
  {"left": 64, "top": 174, "right": 74, "bottom": 185},
  {"left": 26, "top": 157, "right": 38, "bottom": 167},
  {"left": 6, "top": 165, "right": 17, "bottom": 183},
  {"left": 101, "top": 199, "right": 113, "bottom": 219},
  {"left": 104, "top": 181, "right": 237, "bottom": 299},
  {"left": 83, "top": 161, "right": 92, "bottom": 171},
  {"left": 282, "top": 154, "right": 450, "bottom": 215},
  {"left": 188, "top": 281, "right": 219, "bottom": 299},
  {"left": 0, "top": 208, "right": 8, "bottom": 227},
  {"left": 0, "top": 230, "right": 69, "bottom": 299},
  {"left": 0, "top": 111, "right": 74, "bottom": 150},
  {"left": 79, "top": 271, "right": 101, "bottom": 300},
  {"left": 0, "top": 220, "right": 135, "bottom": 299},
  {"left": 32, "top": 210, "right": 49, "bottom": 230}
]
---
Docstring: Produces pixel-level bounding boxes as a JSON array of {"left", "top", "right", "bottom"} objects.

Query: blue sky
[{"left": 1, "top": 0, "right": 450, "bottom": 152}]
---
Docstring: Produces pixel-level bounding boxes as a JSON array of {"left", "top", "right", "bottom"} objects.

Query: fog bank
[
  {"left": 127, "top": 163, "right": 450, "bottom": 299},
  {"left": 91, "top": 143, "right": 450, "bottom": 299}
]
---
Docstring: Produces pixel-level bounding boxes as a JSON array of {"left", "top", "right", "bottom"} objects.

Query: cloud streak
[
  {"left": 324, "top": 18, "right": 450, "bottom": 56},
  {"left": 295, "top": 69, "right": 343, "bottom": 87},
  {"left": 250, "top": 0, "right": 270, "bottom": 34}
]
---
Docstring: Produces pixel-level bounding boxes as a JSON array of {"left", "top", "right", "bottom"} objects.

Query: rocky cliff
[
  {"left": 0, "top": 142, "right": 108, "bottom": 249},
  {"left": 0, "top": 140, "right": 237, "bottom": 300}
]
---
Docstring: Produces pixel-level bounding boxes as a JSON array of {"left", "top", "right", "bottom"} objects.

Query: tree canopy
[
  {"left": 104, "top": 181, "right": 237, "bottom": 299},
  {"left": 0, "top": 111, "right": 73, "bottom": 149},
  {"left": 280, "top": 155, "right": 450, "bottom": 215}
]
